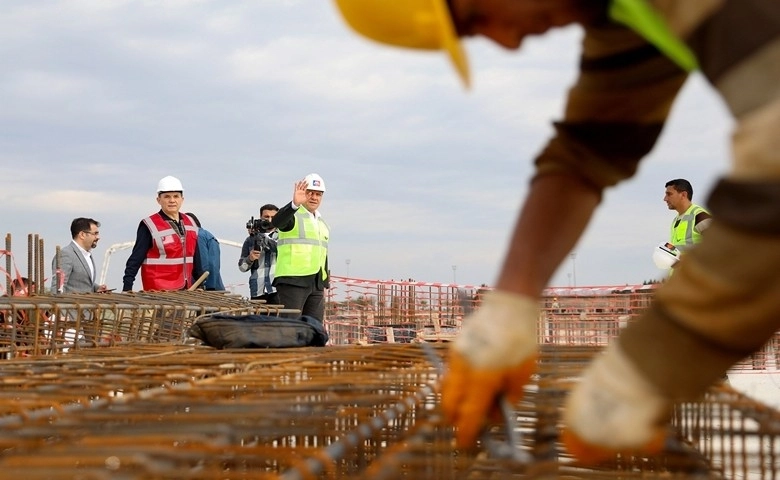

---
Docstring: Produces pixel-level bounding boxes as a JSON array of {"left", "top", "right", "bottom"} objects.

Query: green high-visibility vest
[
  {"left": 671, "top": 204, "right": 709, "bottom": 251},
  {"left": 609, "top": 0, "right": 699, "bottom": 72},
  {"left": 275, "top": 208, "right": 329, "bottom": 280}
]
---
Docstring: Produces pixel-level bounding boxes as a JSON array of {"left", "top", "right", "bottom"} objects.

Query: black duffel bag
[{"left": 188, "top": 314, "right": 328, "bottom": 349}]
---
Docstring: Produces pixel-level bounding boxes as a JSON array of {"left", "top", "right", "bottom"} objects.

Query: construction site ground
[{"left": 1, "top": 278, "right": 779, "bottom": 479}]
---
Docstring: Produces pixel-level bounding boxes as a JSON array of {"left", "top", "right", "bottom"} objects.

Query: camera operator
[{"left": 238, "top": 204, "right": 279, "bottom": 303}]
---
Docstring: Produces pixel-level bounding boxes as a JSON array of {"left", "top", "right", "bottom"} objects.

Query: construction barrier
[
  {"left": 325, "top": 276, "right": 780, "bottom": 372},
  {"left": 324, "top": 276, "right": 657, "bottom": 345}
]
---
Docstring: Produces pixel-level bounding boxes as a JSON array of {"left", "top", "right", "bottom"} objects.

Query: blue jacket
[{"left": 194, "top": 228, "right": 225, "bottom": 291}]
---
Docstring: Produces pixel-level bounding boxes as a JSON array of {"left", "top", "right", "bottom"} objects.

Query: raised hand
[{"left": 293, "top": 179, "right": 308, "bottom": 207}]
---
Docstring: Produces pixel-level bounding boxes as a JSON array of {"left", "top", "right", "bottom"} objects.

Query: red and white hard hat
[
  {"left": 652, "top": 242, "right": 681, "bottom": 270},
  {"left": 304, "top": 173, "right": 326, "bottom": 192}
]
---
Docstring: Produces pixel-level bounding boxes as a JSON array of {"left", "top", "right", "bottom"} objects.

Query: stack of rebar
[
  {"left": 0, "top": 290, "right": 295, "bottom": 357},
  {"left": 0, "top": 342, "right": 777, "bottom": 479}
]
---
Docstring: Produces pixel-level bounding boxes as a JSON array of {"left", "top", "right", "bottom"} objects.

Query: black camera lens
[{"left": 259, "top": 219, "right": 273, "bottom": 231}]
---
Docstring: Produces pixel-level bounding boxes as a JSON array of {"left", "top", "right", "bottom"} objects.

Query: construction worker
[
  {"left": 122, "top": 176, "right": 200, "bottom": 291},
  {"left": 272, "top": 173, "right": 330, "bottom": 322},
  {"left": 332, "top": 0, "right": 780, "bottom": 464},
  {"left": 654, "top": 179, "right": 711, "bottom": 273},
  {"left": 664, "top": 179, "right": 711, "bottom": 252}
]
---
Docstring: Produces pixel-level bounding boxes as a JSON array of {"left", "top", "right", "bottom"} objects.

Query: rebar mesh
[
  {"left": 0, "top": 343, "right": 777, "bottom": 479},
  {"left": 1, "top": 290, "right": 296, "bottom": 357}
]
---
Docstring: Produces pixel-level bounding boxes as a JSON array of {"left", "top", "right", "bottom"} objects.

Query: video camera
[
  {"left": 246, "top": 216, "right": 276, "bottom": 252},
  {"left": 246, "top": 216, "right": 273, "bottom": 234}
]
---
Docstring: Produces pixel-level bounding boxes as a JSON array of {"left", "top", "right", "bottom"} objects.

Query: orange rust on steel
[
  {"left": 37, "top": 237, "right": 44, "bottom": 295},
  {"left": 0, "top": 290, "right": 291, "bottom": 357},
  {"left": 26, "top": 233, "right": 33, "bottom": 293},
  {"left": 0, "top": 344, "right": 777, "bottom": 478},
  {"left": 4, "top": 233, "right": 11, "bottom": 294}
]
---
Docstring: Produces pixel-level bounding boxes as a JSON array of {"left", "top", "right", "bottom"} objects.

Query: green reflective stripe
[
  {"left": 277, "top": 238, "right": 327, "bottom": 247},
  {"left": 296, "top": 210, "right": 307, "bottom": 238},
  {"left": 610, "top": 0, "right": 699, "bottom": 72}
]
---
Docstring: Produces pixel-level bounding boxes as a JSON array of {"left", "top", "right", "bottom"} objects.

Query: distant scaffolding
[
  {"left": 324, "top": 276, "right": 656, "bottom": 345},
  {"left": 325, "top": 276, "right": 780, "bottom": 371}
]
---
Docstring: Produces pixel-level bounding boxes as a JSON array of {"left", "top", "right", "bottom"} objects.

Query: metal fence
[{"left": 325, "top": 277, "right": 780, "bottom": 372}]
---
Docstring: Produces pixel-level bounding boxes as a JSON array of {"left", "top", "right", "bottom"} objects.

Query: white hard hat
[
  {"left": 157, "top": 175, "right": 184, "bottom": 193},
  {"left": 304, "top": 173, "right": 326, "bottom": 192},
  {"left": 652, "top": 242, "right": 681, "bottom": 270}
]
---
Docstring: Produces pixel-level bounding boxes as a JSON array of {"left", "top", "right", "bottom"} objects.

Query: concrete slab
[{"left": 726, "top": 371, "right": 780, "bottom": 408}]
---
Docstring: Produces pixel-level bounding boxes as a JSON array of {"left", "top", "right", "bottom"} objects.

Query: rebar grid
[
  {"left": 1, "top": 290, "right": 296, "bottom": 357},
  {"left": 0, "top": 343, "right": 778, "bottom": 479}
]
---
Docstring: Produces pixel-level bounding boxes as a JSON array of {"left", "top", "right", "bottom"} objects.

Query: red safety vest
[{"left": 140, "top": 213, "right": 199, "bottom": 291}]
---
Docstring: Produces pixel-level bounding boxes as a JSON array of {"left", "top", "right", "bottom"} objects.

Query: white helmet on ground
[
  {"left": 652, "top": 242, "right": 680, "bottom": 270},
  {"left": 304, "top": 173, "right": 326, "bottom": 192},
  {"left": 157, "top": 175, "right": 184, "bottom": 193}
]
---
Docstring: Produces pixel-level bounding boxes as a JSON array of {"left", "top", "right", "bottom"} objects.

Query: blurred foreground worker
[
  {"left": 333, "top": 0, "right": 780, "bottom": 463},
  {"left": 272, "top": 174, "right": 330, "bottom": 322},
  {"left": 123, "top": 176, "right": 200, "bottom": 291}
]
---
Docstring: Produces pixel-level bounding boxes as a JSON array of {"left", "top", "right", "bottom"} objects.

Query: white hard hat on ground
[
  {"left": 304, "top": 173, "right": 326, "bottom": 192},
  {"left": 652, "top": 242, "right": 680, "bottom": 270},
  {"left": 157, "top": 176, "right": 184, "bottom": 193}
]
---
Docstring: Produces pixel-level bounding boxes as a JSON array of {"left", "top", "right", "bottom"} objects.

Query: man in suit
[{"left": 52, "top": 217, "right": 108, "bottom": 294}]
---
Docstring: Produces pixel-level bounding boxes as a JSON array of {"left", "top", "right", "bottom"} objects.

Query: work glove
[
  {"left": 441, "top": 290, "right": 539, "bottom": 449},
  {"left": 562, "top": 342, "right": 670, "bottom": 464}
]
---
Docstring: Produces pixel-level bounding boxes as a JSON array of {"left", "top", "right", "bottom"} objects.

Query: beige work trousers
[{"left": 620, "top": 219, "right": 780, "bottom": 398}]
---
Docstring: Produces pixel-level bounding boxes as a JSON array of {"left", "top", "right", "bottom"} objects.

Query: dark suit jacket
[{"left": 51, "top": 242, "right": 99, "bottom": 294}]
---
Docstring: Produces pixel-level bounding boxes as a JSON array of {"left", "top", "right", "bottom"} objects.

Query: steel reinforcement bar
[
  {"left": 1, "top": 290, "right": 296, "bottom": 358},
  {"left": 0, "top": 343, "right": 777, "bottom": 479}
]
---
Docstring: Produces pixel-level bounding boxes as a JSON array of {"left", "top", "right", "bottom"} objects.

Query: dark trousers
[
  {"left": 276, "top": 283, "right": 324, "bottom": 321},
  {"left": 251, "top": 292, "right": 280, "bottom": 305}
]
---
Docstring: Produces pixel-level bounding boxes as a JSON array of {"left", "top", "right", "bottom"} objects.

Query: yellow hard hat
[{"left": 333, "top": 0, "right": 470, "bottom": 87}]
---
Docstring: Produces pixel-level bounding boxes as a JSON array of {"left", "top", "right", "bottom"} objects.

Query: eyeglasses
[{"left": 82, "top": 231, "right": 100, "bottom": 236}]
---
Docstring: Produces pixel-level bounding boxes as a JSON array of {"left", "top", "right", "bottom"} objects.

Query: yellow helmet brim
[
  {"left": 431, "top": 0, "right": 470, "bottom": 88},
  {"left": 334, "top": 0, "right": 471, "bottom": 88}
]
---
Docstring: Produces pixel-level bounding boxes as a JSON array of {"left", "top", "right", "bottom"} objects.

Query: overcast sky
[{"left": 1, "top": 0, "right": 734, "bottom": 295}]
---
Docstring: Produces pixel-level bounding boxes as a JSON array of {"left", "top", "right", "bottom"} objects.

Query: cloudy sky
[{"left": 1, "top": 0, "right": 734, "bottom": 295}]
